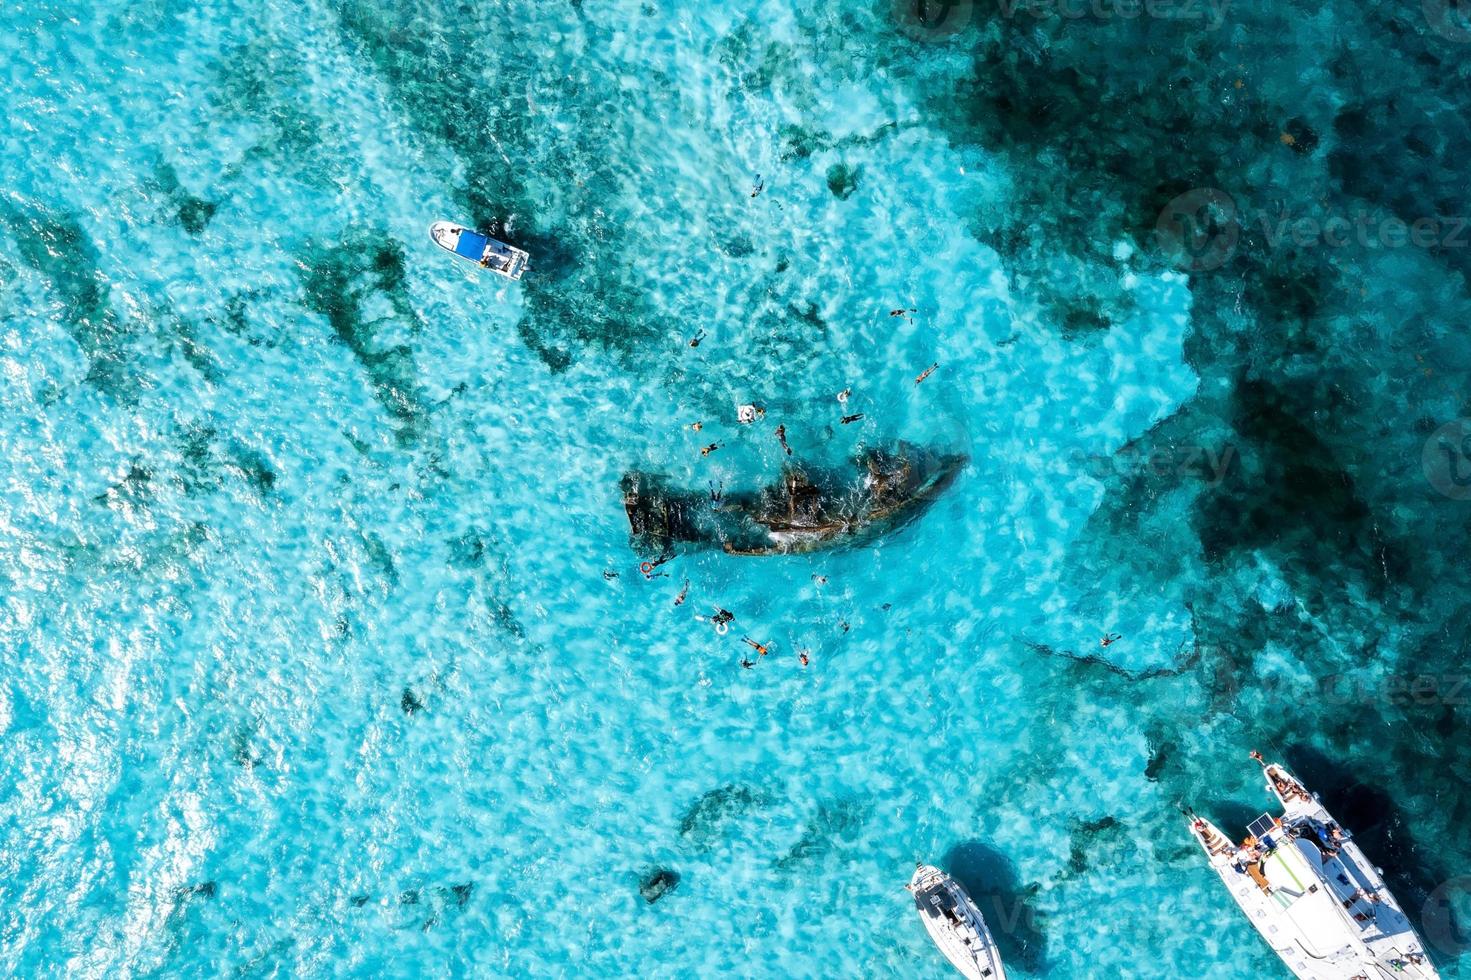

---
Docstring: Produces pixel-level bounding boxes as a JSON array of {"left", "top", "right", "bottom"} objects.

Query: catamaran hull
[{"left": 1188, "top": 760, "right": 1438, "bottom": 980}]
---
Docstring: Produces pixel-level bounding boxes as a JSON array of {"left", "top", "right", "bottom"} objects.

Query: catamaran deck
[{"left": 1189, "top": 759, "right": 1437, "bottom": 980}]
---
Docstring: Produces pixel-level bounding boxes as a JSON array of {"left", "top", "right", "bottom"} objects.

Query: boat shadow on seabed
[{"left": 940, "top": 840, "right": 1049, "bottom": 975}]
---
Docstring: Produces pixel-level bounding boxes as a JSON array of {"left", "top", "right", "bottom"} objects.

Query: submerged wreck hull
[{"left": 622, "top": 442, "right": 966, "bottom": 557}]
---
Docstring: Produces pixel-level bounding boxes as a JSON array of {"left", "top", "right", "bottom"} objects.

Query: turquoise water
[{"left": 2, "top": 0, "right": 1469, "bottom": 976}]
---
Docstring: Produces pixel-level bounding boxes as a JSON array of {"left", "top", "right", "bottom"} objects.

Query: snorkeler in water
[
  {"left": 775, "top": 424, "right": 793, "bottom": 456},
  {"left": 1100, "top": 632, "right": 1122, "bottom": 647},
  {"left": 700, "top": 443, "right": 722, "bottom": 457},
  {"left": 915, "top": 363, "right": 938, "bottom": 385},
  {"left": 640, "top": 553, "right": 673, "bottom": 579},
  {"left": 742, "top": 636, "right": 770, "bottom": 657},
  {"left": 674, "top": 580, "right": 690, "bottom": 606},
  {"left": 689, "top": 329, "right": 705, "bottom": 348},
  {"left": 841, "top": 413, "right": 864, "bottom": 425},
  {"left": 750, "top": 175, "right": 764, "bottom": 198}
]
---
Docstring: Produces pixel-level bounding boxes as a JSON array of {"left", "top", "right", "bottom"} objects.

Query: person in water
[
  {"left": 742, "top": 636, "right": 770, "bottom": 657},
  {"left": 798, "top": 649, "right": 810, "bottom": 667},
  {"left": 1100, "top": 632, "right": 1122, "bottom": 647}
]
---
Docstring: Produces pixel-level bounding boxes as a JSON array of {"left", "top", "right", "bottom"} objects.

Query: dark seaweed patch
[
  {"left": 1, "top": 200, "right": 141, "bottom": 396},
  {"left": 298, "top": 231, "right": 429, "bottom": 444},
  {"left": 1144, "top": 732, "right": 1170, "bottom": 782},
  {"left": 150, "top": 161, "right": 220, "bottom": 235},
  {"left": 211, "top": 39, "right": 336, "bottom": 174},
  {"left": 825, "top": 163, "right": 861, "bottom": 200},
  {"left": 779, "top": 123, "right": 833, "bottom": 162},
  {"left": 177, "top": 425, "right": 277, "bottom": 498},
  {"left": 230, "top": 721, "right": 262, "bottom": 769},
  {"left": 177, "top": 197, "right": 218, "bottom": 235},
  {"left": 1064, "top": 815, "right": 1128, "bottom": 877},
  {"left": 772, "top": 798, "right": 867, "bottom": 871},
  {"left": 449, "top": 530, "right": 487, "bottom": 570},
  {"left": 1190, "top": 378, "right": 1407, "bottom": 593},
  {"left": 94, "top": 464, "right": 152, "bottom": 506},
  {"left": 400, "top": 688, "right": 423, "bottom": 715},
  {"left": 678, "top": 784, "right": 772, "bottom": 849}
]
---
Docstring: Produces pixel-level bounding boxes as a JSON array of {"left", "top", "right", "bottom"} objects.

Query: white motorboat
[
  {"left": 429, "top": 220, "right": 529, "bottom": 280},
  {"left": 1187, "top": 753, "right": 1438, "bottom": 979},
  {"left": 908, "top": 863, "right": 1007, "bottom": 980}
]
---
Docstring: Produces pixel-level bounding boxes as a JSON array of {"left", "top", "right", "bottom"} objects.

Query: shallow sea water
[{"left": 2, "top": 0, "right": 1469, "bottom": 977}]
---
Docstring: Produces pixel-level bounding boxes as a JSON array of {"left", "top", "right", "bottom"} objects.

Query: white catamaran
[
  {"left": 1188, "top": 753, "right": 1438, "bottom": 979},
  {"left": 908, "top": 863, "right": 1007, "bottom": 980}
]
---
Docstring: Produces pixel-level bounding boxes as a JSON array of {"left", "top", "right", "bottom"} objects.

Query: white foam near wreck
[
  {"left": 908, "top": 863, "right": 1007, "bottom": 980},
  {"left": 1187, "top": 756, "right": 1439, "bottom": 980}
]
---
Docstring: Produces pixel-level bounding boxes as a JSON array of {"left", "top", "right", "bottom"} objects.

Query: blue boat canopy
[{"left": 454, "top": 229, "right": 489, "bottom": 261}]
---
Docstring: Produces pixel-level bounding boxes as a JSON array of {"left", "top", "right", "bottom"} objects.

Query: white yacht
[
  {"left": 1188, "top": 753, "right": 1438, "bottom": 979},
  {"left": 429, "top": 220, "right": 529, "bottom": 280},
  {"left": 907, "top": 863, "right": 1007, "bottom": 980}
]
